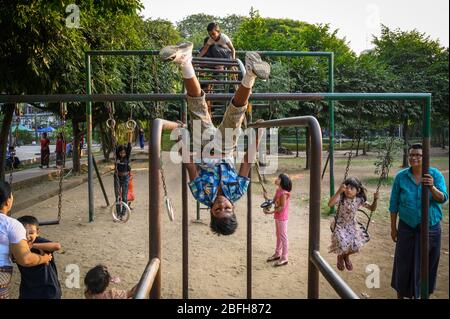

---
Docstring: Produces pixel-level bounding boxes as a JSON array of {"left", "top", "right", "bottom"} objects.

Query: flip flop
[
  {"left": 343, "top": 255, "right": 353, "bottom": 271},
  {"left": 274, "top": 260, "right": 288, "bottom": 267},
  {"left": 266, "top": 255, "right": 281, "bottom": 262},
  {"left": 337, "top": 255, "right": 345, "bottom": 271}
]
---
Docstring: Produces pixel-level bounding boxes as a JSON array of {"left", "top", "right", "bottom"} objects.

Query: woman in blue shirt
[{"left": 389, "top": 143, "right": 448, "bottom": 298}]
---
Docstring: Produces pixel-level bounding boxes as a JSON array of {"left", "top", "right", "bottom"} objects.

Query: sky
[{"left": 140, "top": 0, "right": 449, "bottom": 54}]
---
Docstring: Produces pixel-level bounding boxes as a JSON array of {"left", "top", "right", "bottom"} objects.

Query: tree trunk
[
  {"left": 402, "top": 117, "right": 409, "bottom": 168},
  {"left": 355, "top": 131, "right": 361, "bottom": 157},
  {"left": 441, "top": 127, "right": 447, "bottom": 149},
  {"left": 99, "top": 122, "right": 113, "bottom": 161},
  {"left": 305, "top": 127, "right": 310, "bottom": 170},
  {"left": 72, "top": 118, "right": 81, "bottom": 174},
  {"left": 362, "top": 134, "right": 367, "bottom": 156},
  {"left": 0, "top": 104, "right": 14, "bottom": 182}
]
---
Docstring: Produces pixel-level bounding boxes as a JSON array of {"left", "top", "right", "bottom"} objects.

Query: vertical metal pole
[
  {"left": 307, "top": 117, "right": 322, "bottom": 299},
  {"left": 85, "top": 53, "right": 94, "bottom": 222},
  {"left": 247, "top": 109, "right": 253, "bottom": 299},
  {"left": 247, "top": 169, "right": 252, "bottom": 299},
  {"left": 420, "top": 97, "right": 431, "bottom": 299},
  {"left": 181, "top": 89, "right": 189, "bottom": 299},
  {"left": 196, "top": 201, "right": 200, "bottom": 220},
  {"left": 328, "top": 54, "right": 335, "bottom": 214},
  {"left": 296, "top": 127, "right": 299, "bottom": 157},
  {"left": 92, "top": 154, "right": 110, "bottom": 206},
  {"left": 150, "top": 119, "right": 162, "bottom": 299}
]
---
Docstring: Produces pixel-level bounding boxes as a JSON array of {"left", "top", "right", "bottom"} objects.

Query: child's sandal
[
  {"left": 343, "top": 255, "right": 353, "bottom": 271},
  {"left": 337, "top": 255, "right": 345, "bottom": 271}
]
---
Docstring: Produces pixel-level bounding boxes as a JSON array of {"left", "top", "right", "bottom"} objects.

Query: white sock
[
  {"left": 241, "top": 72, "right": 256, "bottom": 88},
  {"left": 181, "top": 59, "right": 195, "bottom": 79}
]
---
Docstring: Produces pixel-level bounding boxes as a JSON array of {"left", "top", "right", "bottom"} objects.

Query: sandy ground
[{"left": 9, "top": 149, "right": 449, "bottom": 299}]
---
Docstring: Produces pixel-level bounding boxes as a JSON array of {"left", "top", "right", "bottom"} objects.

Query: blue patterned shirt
[
  {"left": 389, "top": 167, "right": 448, "bottom": 228},
  {"left": 188, "top": 161, "right": 250, "bottom": 207}
]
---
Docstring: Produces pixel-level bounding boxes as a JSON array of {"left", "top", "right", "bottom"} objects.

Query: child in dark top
[
  {"left": 16, "top": 215, "right": 62, "bottom": 299},
  {"left": 114, "top": 132, "right": 133, "bottom": 218}
]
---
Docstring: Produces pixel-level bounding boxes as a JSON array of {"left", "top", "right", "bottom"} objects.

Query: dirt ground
[{"left": 9, "top": 148, "right": 449, "bottom": 299}]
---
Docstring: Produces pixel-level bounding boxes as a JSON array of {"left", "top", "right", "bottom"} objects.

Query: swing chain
[{"left": 160, "top": 154, "right": 169, "bottom": 198}]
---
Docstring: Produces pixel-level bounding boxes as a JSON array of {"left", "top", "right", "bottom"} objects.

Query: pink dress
[
  {"left": 329, "top": 197, "right": 368, "bottom": 255},
  {"left": 273, "top": 189, "right": 290, "bottom": 260}
]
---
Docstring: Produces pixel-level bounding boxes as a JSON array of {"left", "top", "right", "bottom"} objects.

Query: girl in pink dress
[
  {"left": 263, "top": 173, "right": 292, "bottom": 267},
  {"left": 328, "top": 177, "right": 379, "bottom": 271}
]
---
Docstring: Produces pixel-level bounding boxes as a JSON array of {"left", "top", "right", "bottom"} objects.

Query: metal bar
[
  {"left": 0, "top": 92, "right": 432, "bottom": 103},
  {"left": 92, "top": 154, "right": 110, "bottom": 206},
  {"left": 133, "top": 258, "right": 161, "bottom": 299},
  {"left": 196, "top": 68, "right": 241, "bottom": 74},
  {"left": 149, "top": 119, "right": 162, "bottom": 299},
  {"left": 193, "top": 57, "right": 239, "bottom": 63},
  {"left": 87, "top": 49, "right": 332, "bottom": 58},
  {"left": 38, "top": 220, "right": 60, "bottom": 226},
  {"left": 247, "top": 169, "right": 252, "bottom": 299},
  {"left": 248, "top": 116, "right": 322, "bottom": 298},
  {"left": 199, "top": 80, "right": 241, "bottom": 85},
  {"left": 420, "top": 96, "right": 431, "bottom": 299},
  {"left": 328, "top": 54, "right": 335, "bottom": 215},
  {"left": 310, "top": 251, "right": 359, "bottom": 299},
  {"left": 247, "top": 107, "right": 253, "bottom": 299},
  {"left": 182, "top": 164, "right": 189, "bottom": 299},
  {"left": 85, "top": 53, "right": 94, "bottom": 222},
  {"left": 196, "top": 200, "right": 200, "bottom": 221},
  {"left": 192, "top": 61, "right": 239, "bottom": 67}
]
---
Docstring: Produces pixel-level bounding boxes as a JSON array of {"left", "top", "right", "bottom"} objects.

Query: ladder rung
[
  {"left": 199, "top": 80, "right": 241, "bottom": 85},
  {"left": 196, "top": 68, "right": 241, "bottom": 74}
]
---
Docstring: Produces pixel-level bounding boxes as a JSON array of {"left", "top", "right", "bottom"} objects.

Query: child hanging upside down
[{"left": 160, "top": 41, "right": 270, "bottom": 235}]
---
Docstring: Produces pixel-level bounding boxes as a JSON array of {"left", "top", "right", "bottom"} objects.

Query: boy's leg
[
  {"left": 160, "top": 42, "right": 215, "bottom": 152},
  {"left": 218, "top": 52, "right": 270, "bottom": 149}
]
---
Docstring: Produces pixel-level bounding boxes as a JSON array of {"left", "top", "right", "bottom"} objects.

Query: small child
[
  {"left": 16, "top": 215, "right": 62, "bottom": 299},
  {"left": 114, "top": 132, "right": 133, "bottom": 219},
  {"left": 328, "top": 177, "right": 379, "bottom": 271},
  {"left": 84, "top": 264, "right": 136, "bottom": 299},
  {"left": 263, "top": 173, "right": 292, "bottom": 267}
]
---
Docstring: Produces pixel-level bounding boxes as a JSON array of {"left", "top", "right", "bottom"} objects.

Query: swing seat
[
  {"left": 260, "top": 199, "right": 274, "bottom": 209},
  {"left": 39, "top": 219, "right": 60, "bottom": 226}
]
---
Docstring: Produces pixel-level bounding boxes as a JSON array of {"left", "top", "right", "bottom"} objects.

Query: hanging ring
[
  {"left": 106, "top": 118, "right": 116, "bottom": 129},
  {"left": 165, "top": 196, "right": 175, "bottom": 221},
  {"left": 126, "top": 119, "right": 137, "bottom": 131}
]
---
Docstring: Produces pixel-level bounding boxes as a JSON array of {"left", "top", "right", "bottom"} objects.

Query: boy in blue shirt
[
  {"left": 16, "top": 215, "right": 62, "bottom": 299},
  {"left": 160, "top": 42, "right": 270, "bottom": 235}
]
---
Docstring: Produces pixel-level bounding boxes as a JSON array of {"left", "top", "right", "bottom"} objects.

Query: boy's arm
[
  {"left": 227, "top": 42, "right": 236, "bottom": 59},
  {"left": 32, "top": 242, "right": 61, "bottom": 253},
  {"left": 198, "top": 44, "right": 210, "bottom": 57},
  {"left": 239, "top": 126, "right": 264, "bottom": 177}
]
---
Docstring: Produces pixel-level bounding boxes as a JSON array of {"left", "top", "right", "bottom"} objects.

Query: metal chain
[
  {"left": 332, "top": 130, "right": 357, "bottom": 232},
  {"left": 106, "top": 102, "right": 122, "bottom": 203},
  {"left": 57, "top": 102, "right": 67, "bottom": 221},
  {"left": 160, "top": 154, "right": 169, "bottom": 197}
]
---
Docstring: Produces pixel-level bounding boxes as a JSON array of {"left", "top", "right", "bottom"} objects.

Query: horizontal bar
[
  {"left": 236, "top": 51, "right": 333, "bottom": 57},
  {"left": 310, "top": 251, "right": 359, "bottom": 299},
  {"left": 197, "top": 68, "right": 241, "bottom": 74},
  {"left": 86, "top": 50, "right": 332, "bottom": 58},
  {"left": 0, "top": 92, "right": 431, "bottom": 103},
  {"left": 193, "top": 61, "right": 239, "bottom": 66},
  {"left": 199, "top": 80, "right": 241, "bottom": 85},
  {"left": 193, "top": 57, "right": 238, "bottom": 63},
  {"left": 133, "top": 258, "right": 161, "bottom": 299}
]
